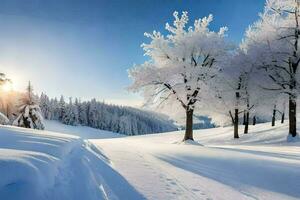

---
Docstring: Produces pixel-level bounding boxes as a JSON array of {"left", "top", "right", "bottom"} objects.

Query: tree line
[
  {"left": 39, "top": 93, "right": 177, "bottom": 135},
  {"left": 129, "top": 0, "right": 300, "bottom": 141},
  {"left": 0, "top": 80, "right": 177, "bottom": 135}
]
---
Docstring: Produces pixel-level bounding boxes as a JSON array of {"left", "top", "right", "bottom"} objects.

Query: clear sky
[{"left": 0, "top": 0, "right": 265, "bottom": 107}]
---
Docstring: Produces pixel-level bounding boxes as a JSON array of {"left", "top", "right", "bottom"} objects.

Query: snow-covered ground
[
  {"left": 0, "top": 120, "right": 299, "bottom": 200},
  {"left": 91, "top": 122, "right": 300, "bottom": 200},
  {"left": 45, "top": 120, "right": 124, "bottom": 139},
  {"left": 0, "top": 123, "right": 143, "bottom": 200}
]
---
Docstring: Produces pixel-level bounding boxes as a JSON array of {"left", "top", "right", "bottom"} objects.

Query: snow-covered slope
[
  {"left": 91, "top": 122, "right": 300, "bottom": 200},
  {"left": 0, "top": 125, "right": 144, "bottom": 200},
  {"left": 0, "top": 120, "right": 299, "bottom": 200},
  {"left": 45, "top": 120, "right": 123, "bottom": 139}
]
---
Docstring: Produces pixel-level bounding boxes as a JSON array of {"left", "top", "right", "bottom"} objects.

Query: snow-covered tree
[
  {"left": 0, "top": 112, "right": 9, "bottom": 124},
  {"left": 38, "top": 93, "right": 177, "bottom": 135},
  {"left": 13, "top": 82, "right": 44, "bottom": 130},
  {"left": 58, "top": 95, "right": 66, "bottom": 121},
  {"left": 50, "top": 97, "right": 60, "bottom": 120},
  {"left": 87, "top": 98, "right": 98, "bottom": 128},
  {"left": 128, "top": 11, "right": 231, "bottom": 141},
  {"left": 206, "top": 67, "right": 248, "bottom": 138},
  {"left": 202, "top": 47, "right": 275, "bottom": 138},
  {"left": 0, "top": 73, "right": 11, "bottom": 123},
  {"left": 242, "top": 0, "right": 300, "bottom": 138},
  {"left": 62, "top": 98, "right": 79, "bottom": 125},
  {"left": 40, "top": 93, "right": 52, "bottom": 119},
  {"left": 76, "top": 98, "right": 88, "bottom": 125}
]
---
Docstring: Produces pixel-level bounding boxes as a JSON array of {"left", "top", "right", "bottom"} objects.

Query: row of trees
[
  {"left": 0, "top": 77, "right": 177, "bottom": 135},
  {"left": 39, "top": 93, "right": 177, "bottom": 135},
  {"left": 129, "top": 0, "right": 300, "bottom": 141}
]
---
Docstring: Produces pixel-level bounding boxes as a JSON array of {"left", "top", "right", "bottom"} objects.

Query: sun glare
[{"left": 2, "top": 81, "right": 13, "bottom": 92}]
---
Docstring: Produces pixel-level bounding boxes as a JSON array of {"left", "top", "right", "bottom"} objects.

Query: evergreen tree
[
  {"left": 58, "top": 95, "right": 66, "bottom": 121},
  {"left": 13, "top": 82, "right": 44, "bottom": 130},
  {"left": 51, "top": 97, "right": 59, "bottom": 120},
  {"left": 40, "top": 93, "right": 51, "bottom": 119},
  {"left": 63, "top": 98, "right": 79, "bottom": 125}
]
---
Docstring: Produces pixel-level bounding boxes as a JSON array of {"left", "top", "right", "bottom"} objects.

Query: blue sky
[{"left": 0, "top": 0, "right": 265, "bottom": 106}]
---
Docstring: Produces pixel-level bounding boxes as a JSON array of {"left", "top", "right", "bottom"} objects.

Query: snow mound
[
  {"left": 0, "top": 125, "right": 144, "bottom": 200},
  {"left": 172, "top": 139, "right": 203, "bottom": 146},
  {"left": 287, "top": 133, "right": 300, "bottom": 143}
]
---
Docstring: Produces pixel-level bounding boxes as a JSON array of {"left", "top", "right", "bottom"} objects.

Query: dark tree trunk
[
  {"left": 234, "top": 88, "right": 240, "bottom": 139},
  {"left": 288, "top": 10, "right": 298, "bottom": 137},
  {"left": 229, "top": 111, "right": 234, "bottom": 125},
  {"left": 23, "top": 117, "right": 31, "bottom": 128},
  {"left": 272, "top": 105, "right": 276, "bottom": 127},
  {"left": 253, "top": 116, "right": 256, "bottom": 125},
  {"left": 234, "top": 108, "right": 239, "bottom": 139},
  {"left": 244, "top": 111, "right": 249, "bottom": 134},
  {"left": 281, "top": 113, "right": 285, "bottom": 124},
  {"left": 243, "top": 111, "right": 246, "bottom": 125},
  {"left": 6, "top": 105, "right": 9, "bottom": 118},
  {"left": 183, "top": 109, "right": 194, "bottom": 141},
  {"left": 289, "top": 97, "right": 297, "bottom": 137}
]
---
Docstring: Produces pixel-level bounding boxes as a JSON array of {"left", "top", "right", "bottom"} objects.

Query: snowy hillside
[
  {"left": 0, "top": 120, "right": 299, "bottom": 200},
  {"left": 45, "top": 120, "right": 123, "bottom": 139},
  {"left": 0, "top": 125, "right": 143, "bottom": 200}
]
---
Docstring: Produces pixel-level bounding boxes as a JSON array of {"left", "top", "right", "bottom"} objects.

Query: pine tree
[
  {"left": 62, "top": 98, "right": 79, "bottom": 125},
  {"left": 13, "top": 81, "right": 44, "bottom": 130},
  {"left": 51, "top": 97, "right": 59, "bottom": 120},
  {"left": 58, "top": 95, "right": 66, "bottom": 121},
  {"left": 40, "top": 93, "right": 51, "bottom": 119}
]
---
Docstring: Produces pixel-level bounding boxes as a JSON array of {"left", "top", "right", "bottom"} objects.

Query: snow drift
[{"left": 0, "top": 125, "right": 144, "bottom": 200}]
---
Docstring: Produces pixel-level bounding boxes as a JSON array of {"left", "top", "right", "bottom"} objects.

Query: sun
[{"left": 2, "top": 81, "right": 13, "bottom": 92}]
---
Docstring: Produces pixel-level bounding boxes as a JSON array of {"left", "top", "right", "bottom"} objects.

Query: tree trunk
[
  {"left": 229, "top": 110, "right": 234, "bottom": 124},
  {"left": 243, "top": 111, "right": 246, "bottom": 125},
  {"left": 244, "top": 111, "right": 249, "bottom": 134},
  {"left": 253, "top": 116, "right": 256, "bottom": 125},
  {"left": 281, "top": 113, "right": 285, "bottom": 124},
  {"left": 272, "top": 105, "right": 276, "bottom": 127},
  {"left": 183, "top": 109, "right": 194, "bottom": 141},
  {"left": 234, "top": 108, "right": 239, "bottom": 139},
  {"left": 289, "top": 97, "right": 297, "bottom": 137}
]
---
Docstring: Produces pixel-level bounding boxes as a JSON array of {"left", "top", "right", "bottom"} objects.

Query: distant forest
[{"left": 39, "top": 93, "right": 177, "bottom": 135}]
